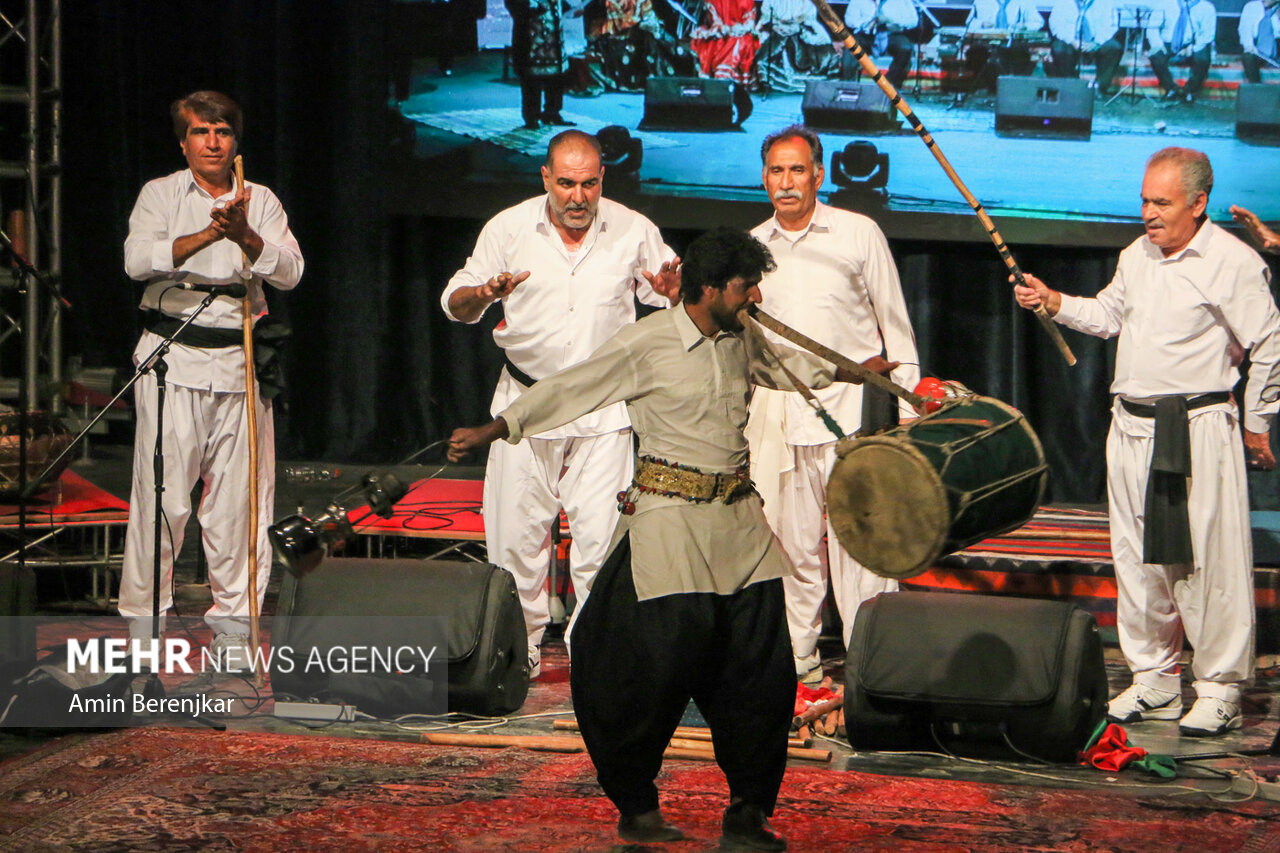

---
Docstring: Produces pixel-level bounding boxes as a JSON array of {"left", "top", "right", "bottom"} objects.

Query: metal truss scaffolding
[{"left": 0, "top": 0, "right": 60, "bottom": 413}]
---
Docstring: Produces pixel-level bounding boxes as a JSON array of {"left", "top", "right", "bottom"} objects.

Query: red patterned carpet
[{"left": 0, "top": 727, "right": 1277, "bottom": 852}]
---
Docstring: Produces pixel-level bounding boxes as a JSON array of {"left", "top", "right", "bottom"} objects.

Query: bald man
[{"left": 442, "top": 130, "right": 680, "bottom": 678}]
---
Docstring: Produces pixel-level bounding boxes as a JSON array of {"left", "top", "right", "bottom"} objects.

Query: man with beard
[
  {"left": 442, "top": 130, "right": 679, "bottom": 679},
  {"left": 448, "top": 227, "right": 895, "bottom": 849},
  {"left": 1015, "top": 147, "right": 1280, "bottom": 737}
]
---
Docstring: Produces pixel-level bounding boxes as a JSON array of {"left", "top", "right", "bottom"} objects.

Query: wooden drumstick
[
  {"left": 234, "top": 155, "right": 263, "bottom": 687},
  {"left": 751, "top": 307, "right": 930, "bottom": 411},
  {"left": 805, "top": 0, "right": 1077, "bottom": 367}
]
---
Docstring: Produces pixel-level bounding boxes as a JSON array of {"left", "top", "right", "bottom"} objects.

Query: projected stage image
[{"left": 390, "top": 0, "right": 1280, "bottom": 246}]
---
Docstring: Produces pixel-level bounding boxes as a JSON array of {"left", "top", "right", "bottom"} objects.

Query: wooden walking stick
[
  {"left": 234, "top": 155, "right": 264, "bottom": 687},
  {"left": 804, "top": 0, "right": 1077, "bottom": 367}
]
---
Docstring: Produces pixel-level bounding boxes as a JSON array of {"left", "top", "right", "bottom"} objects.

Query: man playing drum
[
  {"left": 1015, "top": 147, "right": 1280, "bottom": 737},
  {"left": 448, "top": 227, "right": 894, "bottom": 849},
  {"left": 746, "top": 125, "right": 920, "bottom": 684}
]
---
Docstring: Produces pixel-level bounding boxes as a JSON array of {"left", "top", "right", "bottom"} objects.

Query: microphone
[{"left": 173, "top": 282, "right": 248, "bottom": 298}]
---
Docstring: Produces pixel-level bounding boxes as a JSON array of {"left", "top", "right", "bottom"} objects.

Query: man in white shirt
[
  {"left": 755, "top": 0, "right": 841, "bottom": 93},
  {"left": 1015, "top": 147, "right": 1280, "bottom": 737},
  {"left": 843, "top": 0, "right": 920, "bottom": 88},
  {"left": 1239, "top": 0, "right": 1280, "bottom": 83},
  {"left": 1147, "top": 0, "right": 1216, "bottom": 102},
  {"left": 442, "top": 130, "right": 678, "bottom": 678},
  {"left": 747, "top": 125, "right": 920, "bottom": 683},
  {"left": 1046, "top": 0, "right": 1124, "bottom": 95},
  {"left": 121, "top": 91, "right": 304, "bottom": 669}
]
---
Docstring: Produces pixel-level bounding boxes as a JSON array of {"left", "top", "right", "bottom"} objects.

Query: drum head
[{"left": 827, "top": 436, "right": 949, "bottom": 581}]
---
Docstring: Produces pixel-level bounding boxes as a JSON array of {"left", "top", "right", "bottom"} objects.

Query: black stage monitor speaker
[
  {"left": 1237, "top": 83, "right": 1280, "bottom": 143},
  {"left": 846, "top": 591, "right": 1108, "bottom": 762},
  {"left": 272, "top": 558, "right": 528, "bottom": 717},
  {"left": 802, "top": 81, "right": 897, "bottom": 132},
  {"left": 995, "top": 76, "right": 1093, "bottom": 138},
  {"left": 640, "top": 77, "right": 750, "bottom": 129}
]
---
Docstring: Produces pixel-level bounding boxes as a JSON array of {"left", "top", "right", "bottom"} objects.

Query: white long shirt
[
  {"left": 966, "top": 0, "right": 1044, "bottom": 33},
  {"left": 124, "top": 169, "right": 304, "bottom": 392},
  {"left": 1054, "top": 221, "right": 1280, "bottom": 434},
  {"left": 442, "top": 194, "right": 673, "bottom": 438},
  {"left": 1239, "top": 0, "right": 1280, "bottom": 58},
  {"left": 1146, "top": 0, "right": 1216, "bottom": 55},
  {"left": 1048, "top": 0, "right": 1120, "bottom": 48},
  {"left": 844, "top": 0, "right": 920, "bottom": 33},
  {"left": 748, "top": 202, "right": 920, "bottom": 445}
]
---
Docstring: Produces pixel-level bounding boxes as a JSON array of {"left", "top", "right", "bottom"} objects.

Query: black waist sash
[
  {"left": 502, "top": 353, "right": 539, "bottom": 388},
  {"left": 1119, "top": 392, "right": 1230, "bottom": 564},
  {"left": 143, "top": 310, "right": 290, "bottom": 400}
]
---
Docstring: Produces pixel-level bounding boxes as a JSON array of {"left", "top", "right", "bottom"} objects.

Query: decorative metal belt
[{"left": 632, "top": 456, "right": 755, "bottom": 505}]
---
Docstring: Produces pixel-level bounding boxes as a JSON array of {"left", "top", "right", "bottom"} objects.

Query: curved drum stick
[
  {"left": 751, "top": 307, "right": 929, "bottom": 411},
  {"left": 806, "top": 0, "right": 1076, "bottom": 366},
  {"left": 234, "top": 155, "right": 264, "bottom": 687}
]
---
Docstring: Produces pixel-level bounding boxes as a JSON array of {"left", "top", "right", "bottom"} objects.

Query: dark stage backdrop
[{"left": 57, "top": 1, "right": 1276, "bottom": 505}]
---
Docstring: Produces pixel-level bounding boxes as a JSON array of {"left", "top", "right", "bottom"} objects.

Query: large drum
[{"left": 827, "top": 394, "right": 1047, "bottom": 580}]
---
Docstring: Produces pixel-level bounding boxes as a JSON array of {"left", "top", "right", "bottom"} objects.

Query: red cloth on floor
[
  {"left": 1079, "top": 723, "right": 1148, "bottom": 772},
  {"left": 794, "top": 682, "right": 838, "bottom": 718}
]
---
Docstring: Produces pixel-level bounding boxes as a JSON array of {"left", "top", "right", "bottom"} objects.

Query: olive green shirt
[{"left": 501, "top": 304, "right": 834, "bottom": 599}]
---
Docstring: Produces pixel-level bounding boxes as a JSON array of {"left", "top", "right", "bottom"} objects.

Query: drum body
[
  {"left": 0, "top": 411, "right": 74, "bottom": 499},
  {"left": 827, "top": 395, "right": 1046, "bottom": 580}
]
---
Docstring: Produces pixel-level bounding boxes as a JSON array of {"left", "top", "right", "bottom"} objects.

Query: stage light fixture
[
  {"left": 598, "top": 125, "right": 643, "bottom": 184},
  {"left": 361, "top": 470, "right": 409, "bottom": 519},
  {"left": 269, "top": 469, "right": 411, "bottom": 576},
  {"left": 831, "top": 141, "right": 889, "bottom": 192},
  {"left": 269, "top": 506, "right": 355, "bottom": 577}
]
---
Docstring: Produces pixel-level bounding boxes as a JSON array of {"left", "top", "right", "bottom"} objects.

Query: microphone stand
[
  {"left": 25, "top": 290, "right": 227, "bottom": 498},
  {"left": 909, "top": 0, "right": 939, "bottom": 96},
  {"left": 136, "top": 291, "right": 230, "bottom": 730},
  {"left": 0, "top": 226, "right": 72, "bottom": 310},
  {"left": 27, "top": 288, "right": 230, "bottom": 730}
]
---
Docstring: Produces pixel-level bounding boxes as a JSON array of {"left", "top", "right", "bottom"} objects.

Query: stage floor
[
  {"left": 391, "top": 51, "right": 1280, "bottom": 247},
  {"left": 4, "top": 455, "right": 1279, "bottom": 845}
]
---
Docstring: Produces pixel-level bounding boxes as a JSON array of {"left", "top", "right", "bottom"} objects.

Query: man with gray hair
[
  {"left": 1015, "top": 147, "right": 1280, "bottom": 737},
  {"left": 747, "top": 124, "right": 919, "bottom": 684}
]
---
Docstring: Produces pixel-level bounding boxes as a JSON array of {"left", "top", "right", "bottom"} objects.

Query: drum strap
[{"left": 1119, "top": 392, "right": 1229, "bottom": 564}]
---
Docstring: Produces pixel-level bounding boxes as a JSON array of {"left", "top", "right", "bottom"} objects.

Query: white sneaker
[
  {"left": 795, "top": 652, "right": 823, "bottom": 685},
  {"left": 1179, "top": 697, "right": 1243, "bottom": 737},
  {"left": 1106, "top": 683, "right": 1182, "bottom": 723},
  {"left": 528, "top": 648, "right": 541, "bottom": 680},
  {"left": 209, "top": 632, "right": 253, "bottom": 674}
]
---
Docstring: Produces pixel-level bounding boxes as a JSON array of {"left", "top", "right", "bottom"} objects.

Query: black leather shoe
[
  {"left": 541, "top": 112, "right": 576, "bottom": 126},
  {"left": 618, "top": 810, "right": 685, "bottom": 843},
  {"left": 721, "top": 802, "right": 786, "bottom": 851}
]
